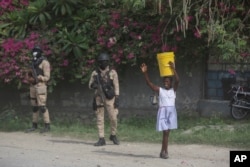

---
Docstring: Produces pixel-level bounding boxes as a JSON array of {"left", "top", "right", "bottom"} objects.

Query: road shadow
[
  {"left": 93, "top": 150, "right": 157, "bottom": 159},
  {"left": 48, "top": 139, "right": 93, "bottom": 145}
]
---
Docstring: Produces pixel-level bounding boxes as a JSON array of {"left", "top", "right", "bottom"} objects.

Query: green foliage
[
  {"left": 0, "top": 10, "right": 29, "bottom": 38},
  {"left": 50, "top": 0, "right": 83, "bottom": 16},
  {"left": 0, "top": 104, "right": 27, "bottom": 131},
  {"left": 0, "top": 0, "right": 250, "bottom": 89},
  {"left": 28, "top": 0, "right": 51, "bottom": 25},
  {"left": 122, "top": 0, "right": 146, "bottom": 11},
  {"left": 0, "top": 104, "right": 17, "bottom": 121}
]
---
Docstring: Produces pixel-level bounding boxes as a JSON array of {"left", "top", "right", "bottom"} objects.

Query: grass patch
[
  {"left": 172, "top": 113, "right": 250, "bottom": 148},
  {"left": 1, "top": 105, "right": 250, "bottom": 148}
]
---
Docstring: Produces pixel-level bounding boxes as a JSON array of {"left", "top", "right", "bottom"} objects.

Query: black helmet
[
  {"left": 97, "top": 53, "right": 110, "bottom": 61},
  {"left": 32, "top": 46, "right": 43, "bottom": 53},
  {"left": 32, "top": 46, "right": 43, "bottom": 61}
]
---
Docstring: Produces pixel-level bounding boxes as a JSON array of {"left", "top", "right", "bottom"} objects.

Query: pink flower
[
  {"left": 97, "top": 37, "right": 105, "bottom": 46},
  {"left": 51, "top": 28, "right": 58, "bottom": 33},
  {"left": 151, "top": 33, "right": 161, "bottom": 44},
  {"left": 136, "top": 35, "right": 141, "bottom": 40},
  {"left": 240, "top": 52, "right": 250, "bottom": 58},
  {"left": 145, "top": 25, "right": 153, "bottom": 31},
  {"left": 109, "top": 37, "right": 117, "bottom": 44},
  {"left": 29, "top": 32, "right": 40, "bottom": 40},
  {"left": 111, "top": 12, "right": 120, "bottom": 20},
  {"left": 194, "top": 29, "right": 201, "bottom": 38},
  {"left": 87, "top": 59, "right": 95, "bottom": 65},
  {"left": 15, "top": 71, "right": 21, "bottom": 76},
  {"left": 107, "top": 42, "right": 114, "bottom": 48},
  {"left": 22, "top": 79, "right": 29, "bottom": 84},
  {"left": 112, "top": 54, "right": 117, "bottom": 59},
  {"left": 0, "top": 0, "right": 12, "bottom": 9},
  {"left": 228, "top": 69, "right": 236, "bottom": 75},
  {"left": 61, "top": 60, "right": 69, "bottom": 67},
  {"left": 185, "top": 16, "right": 193, "bottom": 22},
  {"left": 127, "top": 53, "right": 134, "bottom": 59},
  {"left": 175, "top": 36, "right": 182, "bottom": 41},
  {"left": 129, "top": 32, "right": 136, "bottom": 39},
  {"left": 231, "top": 6, "right": 236, "bottom": 12},
  {"left": 98, "top": 26, "right": 105, "bottom": 35},
  {"left": 171, "top": 46, "right": 178, "bottom": 52},
  {"left": 118, "top": 49, "right": 123, "bottom": 55},
  {"left": 44, "top": 50, "right": 52, "bottom": 56},
  {"left": 4, "top": 78, "right": 10, "bottom": 83},
  {"left": 218, "top": 2, "right": 225, "bottom": 8},
  {"left": 24, "top": 39, "right": 35, "bottom": 49},
  {"left": 132, "top": 22, "right": 138, "bottom": 27},
  {"left": 115, "top": 58, "right": 121, "bottom": 64},
  {"left": 20, "top": 0, "right": 29, "bottom": 6},
  {"left": 161, "top": 44, "right": 170, "bottom": 52},
  {"left": 109, "top": 21, "right": 120, "bottom": 29}
]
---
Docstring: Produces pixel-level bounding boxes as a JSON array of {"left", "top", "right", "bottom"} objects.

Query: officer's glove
[
  {"left": 28, "top": 77, "right": 36, "bottom": 84},
  {"left": 114, "top": 96, "right": 119, "bottom": 108},
  {"left": 90, "top": 82, "right": 98, "bottom": 89},
  {"left": 37, "top": 75, "right": 43, "bottom": 81}
]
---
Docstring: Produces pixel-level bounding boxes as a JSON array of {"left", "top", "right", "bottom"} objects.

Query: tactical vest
[{"left": 96, "top": 69, "right": 115, "bottom": 99}]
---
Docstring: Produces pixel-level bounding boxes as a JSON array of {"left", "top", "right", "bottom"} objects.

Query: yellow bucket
[{"left": 157, "top": 52, "right": 175, "bottom": 77}]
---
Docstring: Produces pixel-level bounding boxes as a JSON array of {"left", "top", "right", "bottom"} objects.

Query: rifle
[
  {"left": 95, "top": 73, "right": 108, "bottom": 112},
  {"left": 31, "top": 62, "right": 38, "bottom": 84}
]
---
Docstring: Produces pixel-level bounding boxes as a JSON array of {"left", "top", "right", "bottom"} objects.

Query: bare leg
[{"left": 160, "top": 130, "right": 170, "bottom": 158}]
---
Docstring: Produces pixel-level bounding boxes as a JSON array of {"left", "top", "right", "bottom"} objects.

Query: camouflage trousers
[
  {"left": 95, "top": 96, "right": 118, "bottom": 138},
  {"left": 30, "top": 84, "right": 50, "bottom": 124}
]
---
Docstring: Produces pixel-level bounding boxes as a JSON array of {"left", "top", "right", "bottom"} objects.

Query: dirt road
[{"left": 0, "top": 132, "right": 232, "bottom": 167}]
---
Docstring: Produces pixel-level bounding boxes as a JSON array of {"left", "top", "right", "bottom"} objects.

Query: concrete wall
[{"left": 1, "top": 63, "right": 220, "bottom": 120}]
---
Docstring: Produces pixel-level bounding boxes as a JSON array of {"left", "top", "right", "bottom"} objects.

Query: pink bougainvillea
[
  {"left": 0, "top": 32, "right": 60, "bottom": 87},
  {"left": 96, "top": 11, "right": 179, "bottom": 66},
  {"left": 0, "top": 0, "right": 12, "bottom": 9}
]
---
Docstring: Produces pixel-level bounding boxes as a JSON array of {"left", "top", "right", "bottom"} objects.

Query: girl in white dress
[{"left": 140, "top": 61, "right": 179, "bottom": 159}]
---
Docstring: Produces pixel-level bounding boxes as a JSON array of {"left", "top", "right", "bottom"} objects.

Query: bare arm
[
  {"left": 140, "top": 63, "right": 159, "bottom": 93},
  {"left": 169, "top": 62, "right": 179, "bottom": 91}
]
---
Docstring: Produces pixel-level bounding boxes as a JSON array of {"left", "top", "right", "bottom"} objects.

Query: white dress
[{"left": 156, "top": 87, "right": 178, "bottom": 131}]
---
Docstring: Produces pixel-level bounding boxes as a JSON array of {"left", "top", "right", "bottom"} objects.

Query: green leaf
[
  {"left": 78, "top": 43, "right": 89, "bottom": 50},
  {"left": 61, "top": 5, "right": 66, "bottom": 15},
  {"left": 74, "top": 73, "right": 83, "bottom": 79},
  {"left": 73, "top": 47, "right": 83, "bottom": 57},
  {"left": 0, "top": 23, "right": 11, "bottom": 29},
  {"left": 39, "top": 13, "right": 46, "bottom": 25},
  {"left": 65, "top": 4, "right": 72, "bottom": 15},
  {"left": 44, "top": 12, "right": 51, "bottom": 20}
]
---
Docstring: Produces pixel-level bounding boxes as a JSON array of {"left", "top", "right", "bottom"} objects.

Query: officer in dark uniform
[
  {"left": 25, "top": 46, "right": 51, "bottom": 133},
  {"left": 89, "top": 52, "right": 120, "bottom": 146}
]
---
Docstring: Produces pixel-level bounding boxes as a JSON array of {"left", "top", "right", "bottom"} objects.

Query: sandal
[{"left": 160, "top": 151, "right": 169, "bottom": 159}]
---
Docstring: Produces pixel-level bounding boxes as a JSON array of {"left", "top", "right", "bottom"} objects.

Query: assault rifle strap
[{"left": 96, "top": 69, "right": 112, "bottom": 85}]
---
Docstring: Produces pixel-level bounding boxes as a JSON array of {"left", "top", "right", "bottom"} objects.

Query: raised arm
[
  {"left": 169, "top": 61, "right": 179, "bottom": 91},
  {"left": 140, "top": 63, "right": 159, "bottom": 93}
]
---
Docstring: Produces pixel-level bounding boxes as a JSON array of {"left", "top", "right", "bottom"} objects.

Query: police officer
[
  {"left": 89, "top": 52, "right": 120, "bottom": 146},
  {"left": 25, "top": 46, "right": 51, "bottom": 133}
]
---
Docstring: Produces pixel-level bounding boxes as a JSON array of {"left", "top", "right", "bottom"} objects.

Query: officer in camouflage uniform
[
  {"left": 25, "top": 46, "right": 51, "bottom": 133},
  {"left": 89, "top": 52, "right": 120, "bottom": 146}
]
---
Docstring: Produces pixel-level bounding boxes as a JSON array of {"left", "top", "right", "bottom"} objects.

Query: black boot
[
  {"left": 25, "top": 123, "right": 38, "bottom": 133},
  {"left": 94, "top": 138, "right": 106, "bottom": 146},
  {"left": 40, "top": 123, "right": 50, "bottom": 133},
  {"left": 109, "top": 135, "right": 120, "bottom": 145}
]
